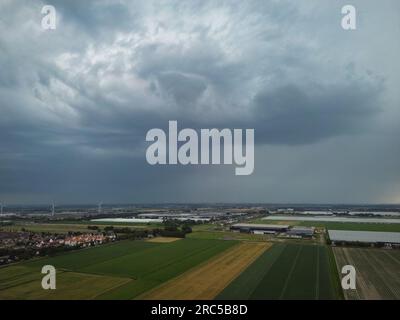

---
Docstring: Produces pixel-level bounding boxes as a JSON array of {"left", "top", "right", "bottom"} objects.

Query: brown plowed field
[{"left": 333, "top": 247, "right": 400, "bottom": 300}]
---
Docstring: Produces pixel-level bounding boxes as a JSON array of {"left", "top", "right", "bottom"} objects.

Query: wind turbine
[
  {"left": 51, "top": 202, "right": 55, "bottom": 216},
  {"left": 0, "top": 202, "right": 3, "bottom": 215},
  {"left": 98, "top": 201, "right": 103, "bottom": 214}
]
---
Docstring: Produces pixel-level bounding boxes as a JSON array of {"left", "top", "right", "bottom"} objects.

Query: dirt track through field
[{"left": 140, "top": 242, "right": 271, "bottom": 300}]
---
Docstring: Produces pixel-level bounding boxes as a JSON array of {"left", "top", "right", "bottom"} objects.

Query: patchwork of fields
[
  {"left": 217, "top": 244, "right": 342, "bottom": 300},
  {"left": 0, "top": 239, "right": 236, "bottom": 299},
  {"left": 140, "top": 242, "right": 270, "bottom": 300},
  {"left": 1, "top": 234, "right": 398, "bottom": 300},
  {"left": 333, "top": 247, "right": 400, "bottom": 299}
]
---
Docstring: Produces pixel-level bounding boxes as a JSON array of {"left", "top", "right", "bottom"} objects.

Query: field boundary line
[
  {"left": 315, "top": 246, "right": 320, "bottom": 300},
  {"left": 0, "top": 270, "right": 66, "bottom": 292},
  {"left": 0, "top": 268, "right": 39, "bottom": 285},
  {"left": 279, "top": 245, "right": 302, "bottom": 299},
  {"left": 90, "top": 278, "right": 133, "bottom": 300},
  {"left": 382, "top": 250, "right": 400, "bottom": 264},
  {"left": 211, "top": 243, "right": 272, "bottom": 298},
  {"left": 328, "top": 247, "right": 345, "bottom": 300},
  {"left": 361, "top": 250, "right": 398, "bottom": 299},
  {"left": 247, "top": 243, "right": 287, "bottom": 299},
  {"left": 59, "top": 268, "right": 138, "bottom": 280}
]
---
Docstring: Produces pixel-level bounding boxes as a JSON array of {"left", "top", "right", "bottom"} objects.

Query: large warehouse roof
[
  {"left": 328, "top": 230, "right": 400, "bottom": 244},
  {"left": 91, "top": 218, "right": 163, "bottom": 223},
  {"left": 232, "top": 223, "right": 289, "bottom": 229},
  {"left": 263, "top": 215, "right": 400, "bottom": 224}
]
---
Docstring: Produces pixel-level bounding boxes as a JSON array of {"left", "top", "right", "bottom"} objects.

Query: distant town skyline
[{"left": 1, "top": 0, "right": 399, "bottom": 205}]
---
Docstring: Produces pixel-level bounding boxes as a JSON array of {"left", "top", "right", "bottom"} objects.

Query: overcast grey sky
[{"left": 0, "top": 0, "right": 399, "bottom": 205}]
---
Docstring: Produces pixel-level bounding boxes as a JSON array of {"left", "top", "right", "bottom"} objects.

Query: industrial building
[
  {"left": 286, "top": 226, "right": 315, "bottom": 237},
  {"left": 264, "top": 215, "right": 400, "bottom": 224},
  {"left": 230, "top": 223, "right": 315, "bottom": 238},
  {"left": 137, "top": 211, "right": 236, "bottom": 221},
  {"left": 328, "top": 230, "right": 400, "bottom": 246},
  {"left": 230, "top": 223, "right": 289, "bottom": 234}
]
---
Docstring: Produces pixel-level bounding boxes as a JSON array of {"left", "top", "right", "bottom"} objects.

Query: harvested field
[
  {"left": 146, "top": 237, "right": 182, "bottom": 243},
  {"left": 140, "top": 242, "right": 270, "bottom": 300},
  {"left": 333, "top": 247, "right": 400, "bottom": 299}
]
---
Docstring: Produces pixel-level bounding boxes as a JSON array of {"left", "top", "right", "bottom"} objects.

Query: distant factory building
[
  {"left": 299, "top": 211, "right": 333, "bottom": 216},
  {"left": 286, "top": 226, "right": 315, "bottom": 237},
  {"left": 277, "top": 208, "right": 294, "bottom": 213},
  {"left": 230, "top": 223, "right": 289, "bottom": 234}
]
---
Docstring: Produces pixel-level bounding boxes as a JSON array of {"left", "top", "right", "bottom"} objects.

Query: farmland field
[
  {"left": 333, "top": 247, "right": 400, "bottom": 299},
  {"left": 217, "top": 243, "right": 342, "bottom": 300},
  {"left": 0, "top": 271, "right": 131, "bottom": 300},
  {"left": 0, "top": 238, "right": 236, "bottom": 299},
  {"left": 140, "top": 242, "right": 270, "bottom": 300}
]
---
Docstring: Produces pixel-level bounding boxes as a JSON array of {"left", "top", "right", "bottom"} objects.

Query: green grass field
[
  {"left": 217, "top": 243, "right": 343, "bottom": 300},
  {"left": 25, "top": 240, "right": 157, "bottom": 270},
  {"left": 0, "top": 238, "right": 236, "bottom": 299},
  {"left": 249, "top": 218, "right": 400, "bottom": 232}
]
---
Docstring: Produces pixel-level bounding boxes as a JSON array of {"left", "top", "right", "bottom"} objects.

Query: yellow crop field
[{"left": 140, "top": 242, "right": 271, "bottom": 300}]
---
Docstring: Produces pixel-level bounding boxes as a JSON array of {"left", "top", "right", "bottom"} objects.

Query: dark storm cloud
[
  {"left": 252, "top": 82, "right": 383, "bottom": 145},
  {"left": 0, "top": 0, "right": 399, "bottom": 204}
]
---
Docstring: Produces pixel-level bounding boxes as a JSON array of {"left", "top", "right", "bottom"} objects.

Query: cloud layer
[{"left": 0, "top": 0, "right": 399, "bottom": 204}]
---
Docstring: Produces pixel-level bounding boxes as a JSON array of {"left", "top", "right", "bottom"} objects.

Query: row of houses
[{"left": 58, "top": 233, "right": 116, "bottom": 247}]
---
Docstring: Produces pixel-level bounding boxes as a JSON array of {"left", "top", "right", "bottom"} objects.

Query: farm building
[
  {"left": 230, "top": 223, "right": 289, "bottom": 234},
  {"left": 328, "top": 230, "right": 400, "bottom": 246},
  {"left": 286, "top": 226, "right": 315, "bottom": 237}
]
